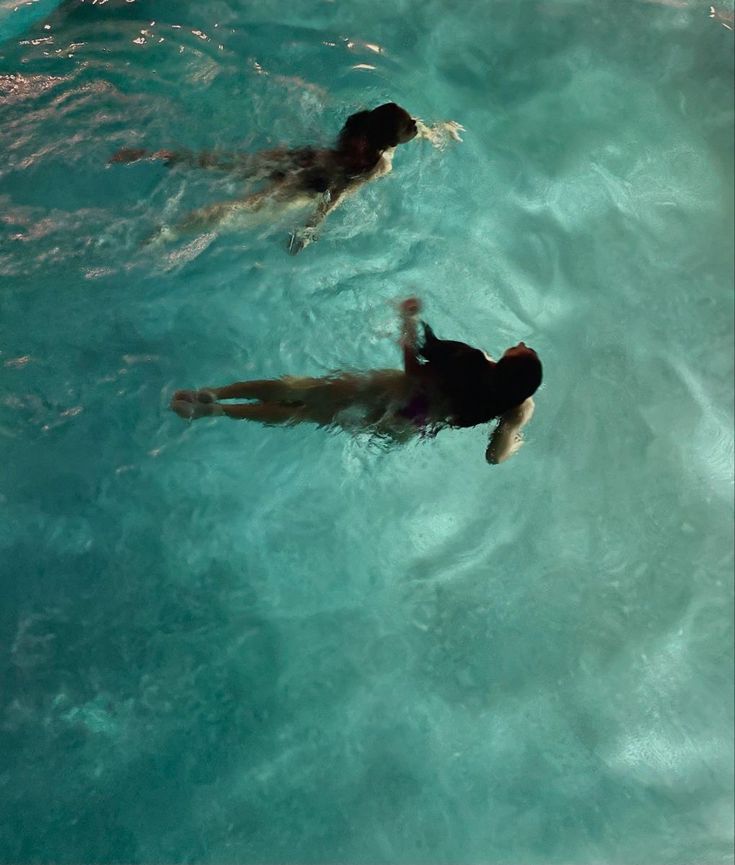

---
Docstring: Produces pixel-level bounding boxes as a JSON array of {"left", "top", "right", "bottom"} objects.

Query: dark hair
[
  {"left": 419, "top": 323, "right": 543, "bottom": 427},
  {"left": 494, "top": 350, "right": 543, "bottom": 411},
  {"left": 337, "top": 103, "right": 414, "bottom": 155}
]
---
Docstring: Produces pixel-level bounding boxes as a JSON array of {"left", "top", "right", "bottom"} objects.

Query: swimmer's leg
[
  {"left": 109, "top": 147, "right": 247, "bottom": 170},
  {"left": 172, "top": 376, "right": 358, "bottom": 425},
  {"left": 198, "top": 380, "right": 291, "bottom": 402},
  {"left": 176, "top": 191, "right": 271, "bottom": 233},
  {"left": 199, "top": 376, "right": 335, "bottom": 403},
  {"left": 173, "top": 379, "right": 325, "bottom": 412},
  {"left": 220, "top": 401, "right": 343, "bottom": 426},
  {"left": 218, "top": 403, "right": 305, "bottom": 424},
  {"left": 145, "top": 191, "right": 273, "bottom": 246},
  {"left": 171, "top": 396, "right": 313, "bottom": 426}
]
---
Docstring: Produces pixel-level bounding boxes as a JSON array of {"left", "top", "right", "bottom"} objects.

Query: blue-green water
[{"left": 1, "top": 1, "right": 733, "bottom": 862}]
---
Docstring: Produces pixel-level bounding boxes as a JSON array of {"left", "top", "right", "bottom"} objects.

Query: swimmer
[
  {"left": 109, "top": 103, "right": 464, "bottom": 253},
  {"left": 170, "top": 298, "right": 542, "bottom": 464}
]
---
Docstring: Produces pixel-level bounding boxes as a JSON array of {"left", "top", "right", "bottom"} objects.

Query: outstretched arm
[
  {"left": 485, "top": 398, "right": 535, "bottom": 465},
  {"left": 398, "top": 297, "right": 423, "bottom": 376},
  {"left": 414, "top": 119, "right": 465, "bottom": 149},
  {"left": 288, "top": 187, "right": 347, "bottom": 255}
]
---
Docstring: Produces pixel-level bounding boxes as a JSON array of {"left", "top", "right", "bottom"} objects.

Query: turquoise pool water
[{"left": 1, "top": 1, "right": 733, "bottom": 862}]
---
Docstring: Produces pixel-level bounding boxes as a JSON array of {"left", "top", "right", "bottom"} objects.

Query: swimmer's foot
[
  {"left": 170, "top": 399, "right": 219, "bottom": 420},
  {"left": 172, "top": 389, "right": 216, "bottom": 403},
  {"left": 170, "top": 389, "right": 219, "bottom": 419}
]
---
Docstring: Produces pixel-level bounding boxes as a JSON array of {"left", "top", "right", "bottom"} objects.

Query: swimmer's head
[
  {"left": 339, "top": 102, "right": 418, "bottom": 152},
  {"left": 494, "top": 342, "right": 543, "bottom": 408},
  {"left": 420, "top": 326, "right": 542, "bottom": 426},
  {"left": 419, "top": 323, "right": 498, "bottom": 426},
  {"left": 370, "top": 103, "right": 418, "bottom": 145}
]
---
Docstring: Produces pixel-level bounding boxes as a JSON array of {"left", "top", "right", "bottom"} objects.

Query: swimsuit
[
  {"left": 397, "top": 393, "right": 431, "bottom": 428},
  {"left": 395, "top": 391, "right": 441, "bottom": 439}
]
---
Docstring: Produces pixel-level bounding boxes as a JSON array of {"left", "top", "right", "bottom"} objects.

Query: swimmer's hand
[
  {"left": 288, "top": 225, "right": 318, "bottom": 255},
  {"left": 415, "top": 120, "right": 465, "bottom": 149},
  {"left": 440, "top": 121, "right": 465, "bottom": 143}
]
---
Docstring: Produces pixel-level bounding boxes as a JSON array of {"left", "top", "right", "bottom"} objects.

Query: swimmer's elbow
[
  {"left": 485, "top": 449, "right": 500, "bottom": 465},
  {"left": 504, "top": 397, "right": 535, "bottom": 427},
  {"left": 486, "top": 400, "right": 535, "bottom": 465},
  {"left": 485, "top": 443, "right": 500, "bottom": 465}
]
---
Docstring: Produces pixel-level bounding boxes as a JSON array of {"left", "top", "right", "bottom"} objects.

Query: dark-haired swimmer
[
  {"left": 109, "top": 103, "right": 463, "bottom": 253},
  {"left": 170, "top": 298, "right": 542, "bottom": 465}
]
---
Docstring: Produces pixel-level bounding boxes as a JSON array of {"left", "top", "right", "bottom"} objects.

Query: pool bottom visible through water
[{"left": 0, "top": 0, "right": 733, "bottom": 863}]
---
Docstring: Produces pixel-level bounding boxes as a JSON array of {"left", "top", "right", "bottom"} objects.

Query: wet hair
[
  {"left": 337, "top": 103, "right": 415, "bottom": 168},
  {"left": 419, "top": 322, "right": 543, "bottom": 427},
  {"left": 494, "top": 347, "right": 543, "bottom": 412}
]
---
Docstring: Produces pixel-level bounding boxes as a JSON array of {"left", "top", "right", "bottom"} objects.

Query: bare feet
[{"left": 170, "top": 389, "right": 219, "bottom": 419}]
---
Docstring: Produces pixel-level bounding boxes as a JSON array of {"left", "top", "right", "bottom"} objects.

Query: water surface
[{"left": 0, "top": 1, "right": 733, "bottom": 862}]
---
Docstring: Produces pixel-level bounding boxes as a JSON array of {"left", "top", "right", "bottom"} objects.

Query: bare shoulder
[{"left": 371, "top": 149, "right": 395, "bottom": 179}]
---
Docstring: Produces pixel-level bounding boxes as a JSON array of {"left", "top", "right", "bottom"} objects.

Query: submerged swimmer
[
  {"left": 110, "top": 103, "right": 463, "bottom": 253},
  {"left": 170, "top": 298, "right": 542, "bottom": 465}
]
